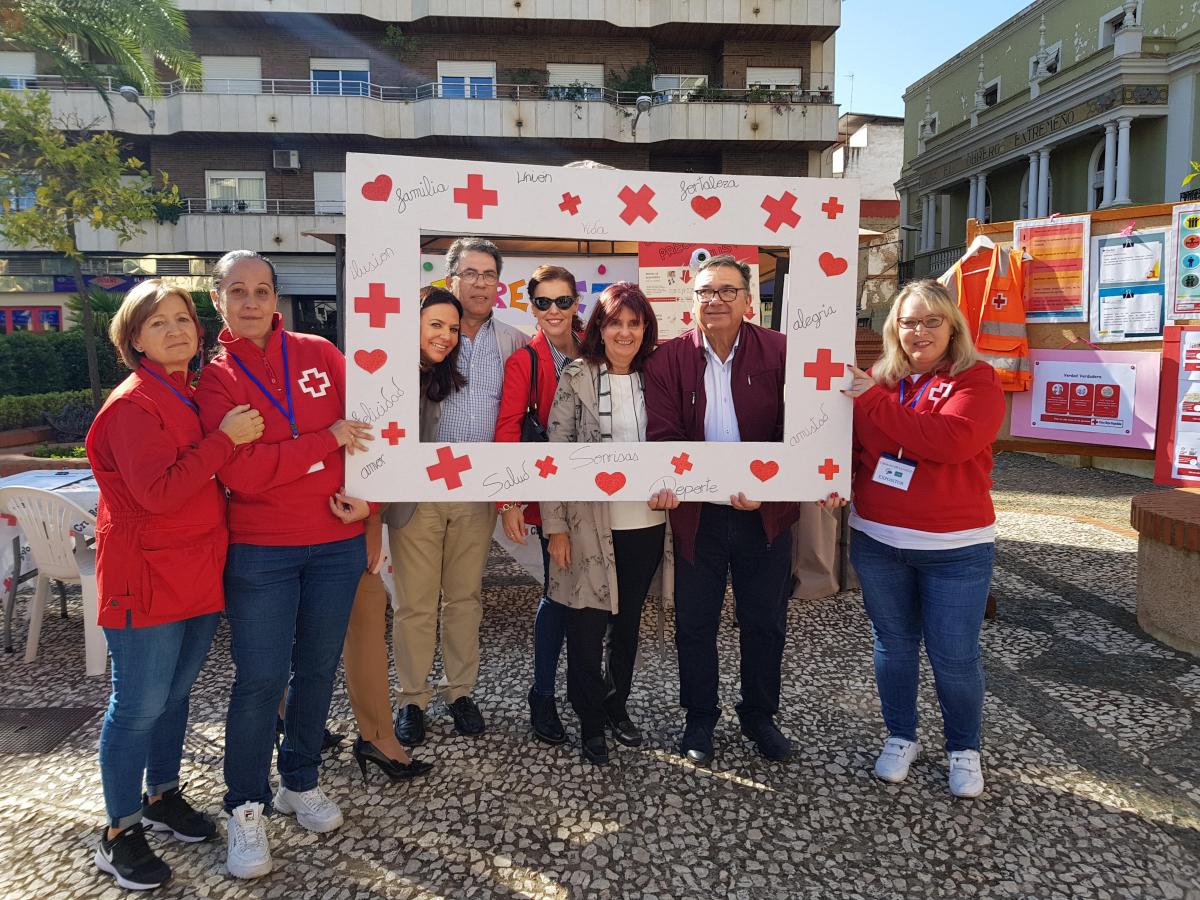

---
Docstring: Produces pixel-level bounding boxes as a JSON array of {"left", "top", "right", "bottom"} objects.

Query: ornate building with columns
[{"left": 896, "top": 0, "right": 1199, "bottom": 279}]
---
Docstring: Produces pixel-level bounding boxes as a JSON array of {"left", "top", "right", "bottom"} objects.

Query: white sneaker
[
  {"left": 273, "top": 785, "right": 343, "bottom": 833},
  {"left": 948, "top": 749, "right": 985, "bottom": 798},
  {"left": 873, "top": 737, "right": 922, "bottom": 783},
  {"left": 225, "top": 802, "right": 272, "bottom": 880}
]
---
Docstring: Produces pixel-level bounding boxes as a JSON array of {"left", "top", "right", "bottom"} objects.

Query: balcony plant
[{"left": 382, "top": 24, "right": 419, "bottom": 55}]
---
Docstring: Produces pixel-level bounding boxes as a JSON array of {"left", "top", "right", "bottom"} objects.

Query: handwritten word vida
[
  {"left": 395, "top": 176, "right": 448, "bottom": 215},
  {"left": 349, "top": 377, "right": 404, "bottom": 426}
]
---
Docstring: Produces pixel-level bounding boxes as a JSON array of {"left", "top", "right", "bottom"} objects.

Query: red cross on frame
[
  {"left": 453, "top": 173, "right": 499, "bottom": 219},
  {"left": 535, "top": 456, "right": 558, "bottom": 478},
  {"left": 354, "top": 283, "right": 400, "bottom": 329},
  {"left": 992, "top": 293, "right": 1008, "bottom": 309},
  {"left": 426, "top": 446, "right": 472, "bottom": 489},
  {"left": 821, "top": 196, "right": 845, "bottom": 219},
  {"left": 803, "top": 348, "right": 844, "bottom": 391},
  {"left": 381, "top": 422, "right": 406, "bottom": 445},
  {"left": 671, "top": 452, "right": 693, "bottom": 475},
  {"left": 818, "top": 458, "right": 840, "bottom": 480},
  {"left": 559, "top": 192, "right": 582, "bottom": 215},
  {"left": 618, "top": 184, "right": 657, "bottom": 225},
  {"left": 761, "top": 191, "right": 801, "bottom": 232}
]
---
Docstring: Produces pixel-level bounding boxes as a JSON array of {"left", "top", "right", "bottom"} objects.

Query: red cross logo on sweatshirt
[
  {"left": 298, "top": 368, "right": 331, "bottom": 399},
  {"left": 928, "top": 383, "right": 952, "bottom": 402}
]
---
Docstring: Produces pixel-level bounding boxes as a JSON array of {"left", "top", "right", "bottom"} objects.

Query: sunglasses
[{"left": 531, "top": 295, "right": 577, "bottom": 312}]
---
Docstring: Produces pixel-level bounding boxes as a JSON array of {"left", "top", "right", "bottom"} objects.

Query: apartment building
[
  {"left": 897, "top": 0, "right": 1199, "bottom": 280},
  {"left": 0, "top": 1, "right": 840, "bottom": 339}
]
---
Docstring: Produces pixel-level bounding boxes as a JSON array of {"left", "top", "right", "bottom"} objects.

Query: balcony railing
[
  {"left": 182, "top": 198, "right": 344, "bottom": 215},
  {"left": 1182, "top": 187, "right": 1200, "bottom": 203},
  {"left": 898, "top": 245, "right": 964, "bottom": 284},
  {"left": 0, "top": 74, "right": 835, "bottom": 108}
]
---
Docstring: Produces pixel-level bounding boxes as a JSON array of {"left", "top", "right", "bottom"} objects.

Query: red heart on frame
[
  {"left": 361, "top": 175, "right": 392, "bottom": 202},
  {"left": 595, "top": 471, "right": 627, "bottom": 496},
  {"left": 750, "top": 459, "right": 779, "bottom": 482},
  {"left": 354, "top": 348, "right": 387, "bottom": 374},
  {"left": 819, "top": 252, "right": 848, "bottom": 277},
  {"left": 690, "top": 195, "right": 721, "bottom": 220}
]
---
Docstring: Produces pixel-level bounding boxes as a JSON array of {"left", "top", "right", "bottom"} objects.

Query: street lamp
[
  {"left": 116, "top": 85, "right": 156, "bottom": 132},
  {"left": 631, "top": 94, "right": 653, "bottom": 137}
]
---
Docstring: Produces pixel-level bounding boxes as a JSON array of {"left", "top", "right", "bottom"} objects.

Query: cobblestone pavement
[{"left": 0, "top": 454, "right": 1196, "bottom": 899}]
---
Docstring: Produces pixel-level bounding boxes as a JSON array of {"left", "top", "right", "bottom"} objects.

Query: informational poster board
[
  {"left": 1153, "top": 325, "right": 1200, "bottom": 485},
  {"left": 637, "top": 242, "right": 760, "bottom": 341},
  {"left": 1088, "top": 229, "right": 1167, "bottom": 343},
  {"left": 1166, "top": 202, "right": 1200, "bottom": 320},
  {"left": 343, "top": 153, "right": 858, "bottom": 502},
  {"left": 1011, "top": 348, "right": 1160, "bottom": 449},
  {"left": 1014, "top": 214, "right": 1091, "bottom": 323}
]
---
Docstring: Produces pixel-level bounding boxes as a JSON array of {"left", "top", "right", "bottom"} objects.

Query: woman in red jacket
[
  {"left": 842, "top": 279, "right": 1005, "bottom": 799},
  {"left": 86, "top": 280, "right": 264, "bottom": 890},
  {"left": 194, "top": 250, "right": 374, "bottom": 880},
  {"left": 494, "top": 264, "right": 582, "bottom": 745}
]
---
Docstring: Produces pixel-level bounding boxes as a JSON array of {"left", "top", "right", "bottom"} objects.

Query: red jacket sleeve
[
  {"left": 854, "top": 366, "right": 1005, "bottom": 464},
  {"left": 195, "top": 365, "right": 339, "bottom": 496},
  {"left": 644, "top": 347, "right": 688, "bottom": 442},
  {"left": 495, "top": 348, "right": 532, "bottom": 444},
  {"left": 105, "top": 400, "right": 235, "bottom": 516}
]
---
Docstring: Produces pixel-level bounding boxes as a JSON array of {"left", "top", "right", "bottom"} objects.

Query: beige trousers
[
  {"left": 391, "top": 501, "right": 496, "bottom": 709},
  {"left": 342, "top": 571, "right": 393, "bottom": 741}
]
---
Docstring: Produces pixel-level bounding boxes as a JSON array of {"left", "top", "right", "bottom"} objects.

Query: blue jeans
[
  {"left": 99, "top": 611, "right": 220, "bottom": 828},
  {"left": 222, "top": 536, "right": 365, "bottom": 812},
  {"left": 850, "top": 529, "right": 994, "bottom": 752},
  {"left": 531, "top": 526, "right": 567, "bottom": 699}
]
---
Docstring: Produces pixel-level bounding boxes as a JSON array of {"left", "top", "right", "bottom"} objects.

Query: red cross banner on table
[{"left": 344, "top": 152, "right": 857, "bottom": 502}]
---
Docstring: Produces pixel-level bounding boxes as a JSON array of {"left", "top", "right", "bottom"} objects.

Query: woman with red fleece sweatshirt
[
  {"left": 842, "top": 279, "right": 1004, "bottom": 800},
  {"left": 494, "top": 264, "right": 583, "bottom": 746},
  {"left": 87, "top": 281, "right": 264, "bottom": 890},
  {"left": 194, "top": 250, "right": 374, "bottom": 881}
]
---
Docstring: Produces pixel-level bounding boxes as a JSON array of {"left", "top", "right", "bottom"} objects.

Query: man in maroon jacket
[{"left": 645, "top": 255, "right": 800, "bottom": 766}]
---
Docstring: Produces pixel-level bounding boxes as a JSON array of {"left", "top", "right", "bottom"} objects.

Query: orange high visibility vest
[{"left": 939, "top": 246, "right": 1031, "bottom": 392}]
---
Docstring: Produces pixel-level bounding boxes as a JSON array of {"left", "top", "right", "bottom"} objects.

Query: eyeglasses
[
  {"left": 454, "top": 269, "right": 499, "bottom": 285},
  {"left": 694, "top": 287, "right": 748, "bottom": 304},
  {"left": 897, "top": 316, "right": 945, "bottom": 330},
  {"left": 531, "top": 295, "right": 576, "bottom": 312}
]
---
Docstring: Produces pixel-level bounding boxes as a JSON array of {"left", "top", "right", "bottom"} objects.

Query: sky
[{"left": 835, "top": 1, "right": 1033, "bottom": 117}]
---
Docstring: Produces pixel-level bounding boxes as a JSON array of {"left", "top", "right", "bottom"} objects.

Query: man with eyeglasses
[
  {"left": 390, "top": 237, "right": 527, "bottom": 746},
  {"left": 644, "top": 254, "right": 800, "bottom": 766}
]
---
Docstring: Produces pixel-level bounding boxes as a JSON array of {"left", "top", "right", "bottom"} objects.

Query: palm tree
[{"left": 0, "top": 0, "right": 201, "bottom": 109}]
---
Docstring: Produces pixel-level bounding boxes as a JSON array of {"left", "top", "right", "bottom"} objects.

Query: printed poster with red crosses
[{"left": 343, "top": 153, "right": 857, "bottom": 502}]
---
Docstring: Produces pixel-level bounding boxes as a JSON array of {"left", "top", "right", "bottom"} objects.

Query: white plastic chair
[{"left": 0, "top": 486, "right": 106, "bottom": 676}]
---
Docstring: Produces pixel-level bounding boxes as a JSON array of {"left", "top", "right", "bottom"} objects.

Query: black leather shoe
[
  {"left": 352, "top": 738, "right": 434, "bottom": 783},
  {"left": 528, "top": 688, "right": 567, "bottom": 745},
  {"left": 322, "top": 727, "right": 346, "bottom": 752},
  {"left": 448, "top": 696, "right": 486, "bottom": 736},
  {"left": 394, "top": 704, "right": 427, "bottom": 746},
  {"left": 680, "top": 720, "right": 714, "bottom": 766},
  {"left": 607, "top": 713, "right": 643, "bottom": 747},
  {"left": 741, "top": 718, "right": 792, "bottom": 760},
  {"left": 581, "top": 735, "right": 609, "bottom": 765}
]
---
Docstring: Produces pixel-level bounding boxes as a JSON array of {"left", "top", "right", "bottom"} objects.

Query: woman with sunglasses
[{"left": 494, "top": 265, "right": 583, "bottom": 746}]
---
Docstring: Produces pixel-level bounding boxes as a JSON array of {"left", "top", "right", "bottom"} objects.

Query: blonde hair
[
  {"left": 108, "top": 279, "right": 200, "bottom": 370},
  {"left": 872, "top": 279, "right": 976, "bottom": 386}
]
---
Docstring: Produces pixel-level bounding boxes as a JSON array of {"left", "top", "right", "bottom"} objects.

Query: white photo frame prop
[{"left": 344, "top": 152, "right": 857, "bottom": 503}]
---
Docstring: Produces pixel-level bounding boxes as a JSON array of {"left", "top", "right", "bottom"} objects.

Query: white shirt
[
  {"left": 702, "top": 331, "right": 742, "bottom": 443},
  {"left": 607, "top": 374, "right": 667, "bottom": 531}
]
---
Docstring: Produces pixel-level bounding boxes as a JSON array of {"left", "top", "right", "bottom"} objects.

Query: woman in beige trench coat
[{"left": 541, "top": 283, "right": 674, "bottom": 765}]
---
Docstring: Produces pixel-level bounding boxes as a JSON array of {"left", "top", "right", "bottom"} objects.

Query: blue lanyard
[
  {"left": 898, "top": 376, "right": 934, "bottom": 410},
  {"left": 229, "top": 333, "right": 299, "bottom": 438},
  {"left": 140, "top": 366, "right": 198, "bottom": 413}
]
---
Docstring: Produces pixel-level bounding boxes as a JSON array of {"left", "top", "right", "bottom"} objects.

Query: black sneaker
[
  {"left": 395, "top": 704, "right": 427, "bottom": 746},
  {"left": 142, "top": 786, "right": 216, "bottom": 843},
  {"left": 94, "top": 823, "right": 172, "bottom": 891},
  {"left": 448, "top": 695, "right": 486, "bottom": 736}
]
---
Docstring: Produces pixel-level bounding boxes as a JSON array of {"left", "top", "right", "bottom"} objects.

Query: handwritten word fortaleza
[
  {"left": 791, "top": 302, "right": 837, "bottom": 332},
  {"left": 349, "top": 246, "right": 395, "bottom": 281},
  {"left": 679, "top": 175, "right": 739, "bottom": 203},
  {"left": 395, "top": 176, "right": 448, "bottom": 215},
  {"left": 648, "top": 474, "right": 720, "bottom": 499},
  {"left": 484, "top": 462, "right": 531, "bottom": 497},
  {"left": 789, "top": 403, "right": 830, "bottom": 447},
  {"left": 350, "top": 376, "right": 404, "bottom": 426},
  {"left": 569, "top": 444, "right": 640, "bottom": 470}
]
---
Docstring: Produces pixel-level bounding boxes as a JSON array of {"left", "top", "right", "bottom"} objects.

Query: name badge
[
  {"left": 872, "top": 453, "right": 916, "bottom": 491},
  {"left": 306, "top": 460, "right": 326, "bottom": 475}
]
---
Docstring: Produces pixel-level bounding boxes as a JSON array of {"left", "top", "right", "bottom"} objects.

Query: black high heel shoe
[{"left": 352, "top": 737, "right": 434, "bottom": 783}]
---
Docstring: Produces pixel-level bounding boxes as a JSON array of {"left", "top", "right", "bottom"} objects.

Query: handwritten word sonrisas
[
  {"left": 350, "top": 377, "right": 404, "bottom": 426},
  {"left": 569, "top": 444, "right": 640, "bottom": 470},
  {"left": 349, "top": 247, "right": 395, "bottom": 281},
  {"left": 791, "top": 302, "right": 837, "bottom": 332},
  {"left": 484, "top": 462, "right": 531, "bottom": 497},
  {"left": 679, "top": 175, "right": 739, "bottom": 202},
  {"left": 789, "top": 403, "right": 830, "bottom": 446},
  {"left": 395, "top": 176, "right": 448, "bottom": 215}
]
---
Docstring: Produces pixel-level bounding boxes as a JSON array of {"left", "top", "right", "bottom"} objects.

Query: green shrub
[
  {"left": 0, "top": 389, "right": 100, "bottom": 430},
  {"left": 0, "top": 330, "right": 122, "bottom": 396}
]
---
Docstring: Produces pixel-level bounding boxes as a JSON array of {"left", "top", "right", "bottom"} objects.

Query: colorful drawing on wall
[
  {"left": 1014, "top": 214, "right": 1090, "bottom": 323},
  {"left": 1166, "top": 202, "right": 1200, "bottom": 320}
]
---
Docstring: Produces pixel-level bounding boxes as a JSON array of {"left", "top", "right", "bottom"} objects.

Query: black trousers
[
  {"left": 566, "top": 523, "right": 665, "bottom": 740},
  {"left": 673, "top": 504, "right": 792, "bottom": 728}
]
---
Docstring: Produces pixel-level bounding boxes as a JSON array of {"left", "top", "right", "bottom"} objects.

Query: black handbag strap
[{"left": 525, "top": 345, "right": 539, "bottom": 414}]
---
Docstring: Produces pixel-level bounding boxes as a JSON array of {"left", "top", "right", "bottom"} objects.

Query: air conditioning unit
[{"left": 273, "top": 150, "right": 300, "bottom": 172}]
